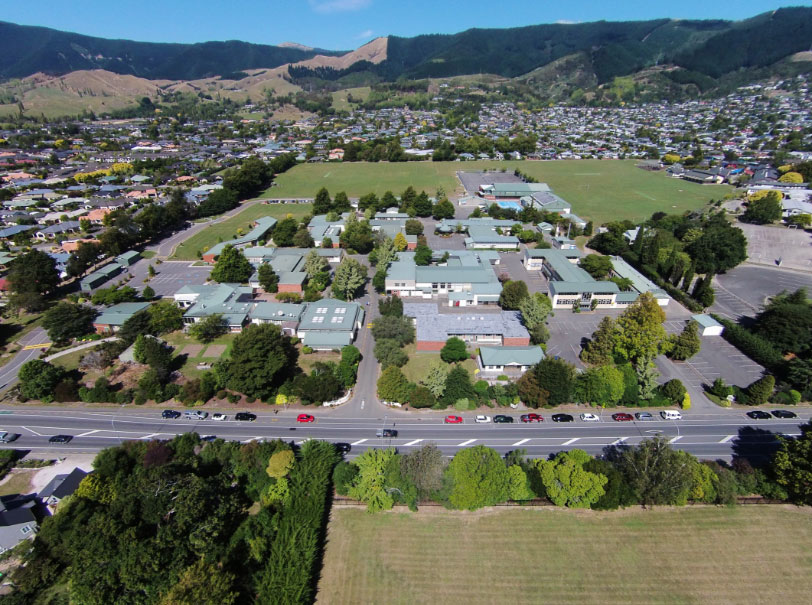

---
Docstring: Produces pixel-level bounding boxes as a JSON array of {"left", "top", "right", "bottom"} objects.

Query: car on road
[
  {"left": 235, "top": 412, "right": 257, "bottom": 421},
  {"left": 49, "top": 435, "right": 73, "bottom": 443},
  {"left": 0, "top": 432, "right": 20, "bottom": 443},
  {"left": 201, "top": 435, "right": 217, "bottom": 442},
  {"left": 376, "top": 429, "right": 398, "bottom": 437},
  {"left": 635, "top": 412, "right": 654, "bottom": 421},
  {"left": 746, "top": 410, "right": 772, "bottom": 420},
  {"left": 211, "top": 413, "right": 227, "bottom": 421},
  {"left": 493, "top": 415, "right": 514, "bottom": 423},
  {"left": 475, "top": 415, "right": 491, "bottom": 423},
  {"left": 520, "top": 413, "right": 543, "bottom": 423},
  {"left": 580, "top": 413, "right": 600, "bottom": 422},
  {"left": 297, "top": 414, "right": 315, "bottom": 423},
  {"left": 162, "top": 410, "right": 181, "bottom": 419},
  {"left": 772, "top": 410, "right": 797, "bottom": 419},
  {"left": 551, "top": 414, "right": 574, "bottom": 423},
  {"left": 334, "top": 442, "right": 352, "bottom": 453},
  {"left": 184, "top": 411, "right": 208, "bottom": 420},
  {"left": 444, "top": 415, "right": 463, "bottom": 424},
  {"left": 612, "top": 413, "right": 634, "bottom": 422}
]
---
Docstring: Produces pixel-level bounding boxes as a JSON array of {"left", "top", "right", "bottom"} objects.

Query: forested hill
[
  {"left": 377, "top": 7, "right": 812, "bottom": 82},
  {"left": 0, "top": 21, "right": 343, "bottom": 80},
  {"left": 1, "top": 7, "right": 811, "bottom": 83}
]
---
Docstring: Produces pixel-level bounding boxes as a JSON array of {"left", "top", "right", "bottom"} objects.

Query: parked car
[
  {"left": 444, "top": 415, "right": 463, "bottom": 424},
  {"left": 376, "top": 428, "right": 398, "bottom": 437},
  {"left": 475, "top": 415, "right": 491, "bottom": 424},
  {"left": 334, "top": 442, "right": 352, "bottom": 453},
  {"left": 612, "top": 413, "right": 634, "bottom": 422},
  {"left": 162, "top": 410, "right": 181, "bottom": 419},
  {"left": 580, "top": 413, "right": 600, "bottom": 422},
  {"left": 520, "top": 413, "right": 543, "bottom": 423},
  {"left": 184, "top": 410, "right": 208, "bottom": 420},
  {"left": 211, "top": 413, "right": 227, "bottom": 421},
  {"left": 635, "top": 412, "right": 654, "bottom": 421},
  {"left": 235, "top": 412, "right": 257, "bottom": 421},
  {"left": 49, "top": 435, "right": 73, "bottom": 443},
  {"left": 772, "top": 410, "right": 797, "bottom": 419},
  {"left": 551, "top": 414, "right": 574, "bottom": 423},
  {"left": 493, "top": 415, "right": 514, "bottom": 423},
  {"left": 746, "top": 410, "right": 772, "bottom": 420},
  {"left": 0, "top": 432, "right": 20, "bottom": 443},
  {"left": 201, "top": 435, "right": 217, "bottom": 442},
  {"left": 660, "top": 410, "right": 683, "bottom": 420},
  {"left": 297, "top": 414, "right": 315, "bottom": 423}
]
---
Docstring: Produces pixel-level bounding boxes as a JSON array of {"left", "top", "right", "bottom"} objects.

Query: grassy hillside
[
  {"left": 317, "top": 506, "right": 812, "bottom": 605},
  {"left": 263, "top": 160, "right": 731, "bottom": 224}
]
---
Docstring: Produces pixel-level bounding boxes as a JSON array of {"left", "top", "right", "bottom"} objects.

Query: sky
[{"left": 3, "top": 0, "right": 810, "bottom": 50}]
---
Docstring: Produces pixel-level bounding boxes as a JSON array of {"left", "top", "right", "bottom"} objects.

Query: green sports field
[
  {"left": 317, "top": 506, "right": 812, "bottom": 605},
  {"left": 264, "top": 160, "right": 732, "bottom": 225}
]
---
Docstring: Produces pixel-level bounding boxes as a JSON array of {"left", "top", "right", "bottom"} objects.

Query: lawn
[
  {"left": 298, "top": 349, "right": 341, "bottom": 373},
  {"left": 0, "top": 470, "right": 35, "bottom": 497},
  {"left": 317, "top": 506, "right": 812, "bottom": 605},
  {"left": 171, "top": 202, "right": 312, "bottom": 260},
  {"left": 263, "top": 160, "right": 732, "bottom": 225},
  {"left": 163, "top": 331, "right": 238, "bottom": 379},
  {"left": 51, "top": 348, "right": 97, "bottom": 373},
  {"left": 400, "top": 344, "right": 478, "bottom": 384}
]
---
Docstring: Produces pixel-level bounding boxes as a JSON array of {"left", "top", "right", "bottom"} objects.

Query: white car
[
  {"left": 580, "top": 413, "right": 601, "bottom": 422},
  {"left": 474, "top": 415, "right": 491, "bottom": 424},
  {"left": 211, "top": 413, "right": 228, "bottom": 421}
]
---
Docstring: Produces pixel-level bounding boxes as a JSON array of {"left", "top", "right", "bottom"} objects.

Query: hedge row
[
  {"left": 621, "top": 252, "right": 705, "bottom": 312},
  {"left": 711, "top": 314, "right": 785, "bottom": 371}
]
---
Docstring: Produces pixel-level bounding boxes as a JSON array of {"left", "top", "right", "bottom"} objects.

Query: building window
[
  {"left": 334, "top": 308, "right": 346, "bottom": 314},
  {"left": 316, "top": 307, "right": 327, "bottom": 314},
  {"left": 312, "top": 316, "right": 324, "bottom": 324},
  {"left": 21, "top": 525, "right": 32, "bottom": 534}
]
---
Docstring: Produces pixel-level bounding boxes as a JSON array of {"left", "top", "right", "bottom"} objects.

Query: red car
[
  {"left": 612, "top": 413, "right": 634, "bottom": 422},
  {"left": 520, "top": 413, "right": 543, "bottom": 423},
  {"left": 297, "top": 414, "right": 315, "bottom": 423},
  {"left": 444, "top": 415, "right": 463, "bottom": 424}
]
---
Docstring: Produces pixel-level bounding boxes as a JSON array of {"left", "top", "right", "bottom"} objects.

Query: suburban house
[
  {"left": 403, "top": 303, "right": 531, "bottom": 351},
  {"left": 38, "top": 467, "right": 89, "bottom": 513},
  {"left": 386, "top": 250, "right": 503, "bottom": 306},
  {"left": 477, "top": 346, "right": 545, "bottom": 376},
  {"left": 201, "top": 216, "right": 277, "bottom": 262},
  {"left": 34, "top": 220, "right": 81, "bottom": 240},
  {"left": 93, "top": 302, "right": 151, "bottom": 334},
  {"left": 0, "top": 495, "right": 38, "bottom": 554}
]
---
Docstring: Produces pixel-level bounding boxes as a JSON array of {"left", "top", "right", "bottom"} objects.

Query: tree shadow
[{"left": 731, "top": 426, "right": 782, "bottom": 467}]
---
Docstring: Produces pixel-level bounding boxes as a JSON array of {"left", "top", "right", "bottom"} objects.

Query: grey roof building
[{"left": 403, "top": 303, "right": 530, "bottom": 349}]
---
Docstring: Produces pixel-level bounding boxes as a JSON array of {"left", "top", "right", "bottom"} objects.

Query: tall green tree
[
  {"left": 8, "top": 250, "right": 59, "bottom": 310},
  {"left": 348, "top": 448, "right": 398, "bottom": 512},
  {"left": 303, "top": 250, "right": 328, "bottom": 277},
  {"left": 772, "top": 421, "right": 812, "bottom": 505},
  {"left": 533, "top": 450, "right": 608, "bottom": 508},
  {"left": 446, "top": 445, "right": 510, "bottom": 510},
  {"left": 499, "top": 280, "right": 529, "bottom": 310},
  {"left": 42, "top": 303, "right": 97, "bottom": 344},
  {"left": 189, "top": 314, "right": 228, "bottom": 343},
  {"left": 580, "top": 316, "right": 617, "bottom": 366},
  {"left": 377, "top": 366, "right": 411, "bottom": 402},
  {"left": 575, "top": 365, "right": 624, "bottom": 406},
  {"left": 331, "top": 258, "right": 367, "bottom": 300},
  {"left": 18, "top": 359, "right": 64, "bottom": 402},
  {"left": 210, "top": 245, "right": 253, "bottom": 283},
  {"left": 257, "top": 262, "right": 278, "bottom": 293},
  {"left": 668, "top": 321, "right": 701, "bottom": 360},
  {"left": 519, "top": 292, "right": 552, "bottom": 332},
  {"left": 612, "top": 292, "right": 668, "bottom": 363},
  {"left": 440, "top": 337, "right": 468, "bottom": 363},
  {"left": 618, "top": 437, "right": 694, "bottom": 506},
  {"left": 313, "top": 187, "right": 332, "bottom": 214}
]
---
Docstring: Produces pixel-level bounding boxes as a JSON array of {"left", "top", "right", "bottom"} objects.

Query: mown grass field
[
  {"left": 316, "top": 506, "right": 812, "bottom": 605},
  {"left": 171, "top": 202, "right": 312, "bottom": 260},
  {"left": 400, "top": 343, "right": 478, "bottom": 385},
  {"left": 263, "top": 160, "right": 731, "bottom": 225}
]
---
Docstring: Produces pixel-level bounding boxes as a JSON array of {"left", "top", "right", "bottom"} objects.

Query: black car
[
  {"left": 746, "top": 410, "right": 772, "bottom": 420},
  {"left": 493, "top": 415, "right": 514, "bottom": 423},
  {"left": 162, "top": 409, "right": 181, "bottom": 419},
  {"left": 201, "top": 435, "right": 218, "bottom": 442},
  {"left": 551, "top": 414, "right": 574, "bottom": 423},
  {"left": 235, "top": 412, "right": 257, "bottom": 421},
  {"left": 334, "top": 442, "right": 352, "bottom": 453},
  {"left": 49, "top": 435, "right": 73, "bottom": 443},
  {"left": 376, "top": 429, "right": 398, "bottom": 438},
  {"left": 772, "top": 410, "right": 798, "bottom": 419}
]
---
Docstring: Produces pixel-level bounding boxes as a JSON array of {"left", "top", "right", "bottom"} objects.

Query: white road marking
[
  {"left": 562, "top": 438, "right": 579, "bottom": 446},
  {"left": 20, "top": 426, "right": 43, "bottom": 436},
  {"left": 669, "top": 436, "right": 682, "bottom": 444},
  {"left": 457, "top": 439, "right": 476, "bottom": 447},
  {"left": 719, "top": 435, "right": 735, "bottom": 443},
  {"left": 77, "top": 429, "right": 100, "bottom": 437},
  {"left": 512, "top": 438, "right": 530, "bottom": 446},
  {"left": 351, "top": 439, "right": 368, "bottom": 446},
  {"left": 404, "top": 439, "right": 423, "bottom": 446},
  {"left": 610, "top": 437, "right": 628, "bottom": 446}
]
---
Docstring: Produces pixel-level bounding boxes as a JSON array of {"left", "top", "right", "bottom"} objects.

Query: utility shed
[{"left": 692, "top": 314, "right": 724, "bottom": 336}]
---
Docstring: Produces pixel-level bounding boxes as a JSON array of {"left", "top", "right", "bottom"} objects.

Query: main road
[{"left": 0, "top": 406, "right": 806, "bottom": 462}]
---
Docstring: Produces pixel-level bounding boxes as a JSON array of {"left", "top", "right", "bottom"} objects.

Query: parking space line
[
  {"left": 719, "top": 435, "right": 735, "bottom": 443},
  {"left": 669, "top": 436, "right": 682, "bottom": 444},
  {"left": 77, "top": 429, "right": 100, "bottom": 437},
  {"left": 403, "top": 439, "right": 422, "bottom": 446}
]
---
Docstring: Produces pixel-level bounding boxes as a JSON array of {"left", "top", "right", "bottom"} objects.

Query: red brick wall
[
  {"left": 503, "top": 337, "right": 531, "bottom": 346},
  {"left": 416, "top": 340, "right": 445, "bottom": 351},
  {"left": 277, "top": 283, "right": 303, "bottom": 293},
  {"left": 93, "top": 323, "right": 111, "bottom": 335}
]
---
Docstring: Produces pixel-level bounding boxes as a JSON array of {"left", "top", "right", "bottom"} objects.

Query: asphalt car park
[
  {"left": 90, "top": 258, "right": 212, "bottom": 297},
  {"left": 456, "top": 170, "right": 524, "bottom": 196},
  {"left": 713, "top": 264, "right": 812, "bottom": 320}
]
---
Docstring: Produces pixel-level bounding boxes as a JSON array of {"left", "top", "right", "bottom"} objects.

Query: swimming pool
[{"left": 496, "top": 200, "right": 523, "bottom": 211}]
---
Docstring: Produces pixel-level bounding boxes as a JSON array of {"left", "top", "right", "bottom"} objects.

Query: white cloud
[
  {"left": 355, "top": 29, "right": 374, "bottom": 40},
  {"left": 309, "top": 0, "right": 372, "bottom": 14}
]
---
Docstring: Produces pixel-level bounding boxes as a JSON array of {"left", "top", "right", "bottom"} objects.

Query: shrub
[
  {"left": 246, "top": 396, "right": 256, "bottom": 404},
  {"left": 227, "top": 393, "right": 240, "bottom": 404},
  {"left": 681, "top": 393, "right": 691, "bottom": 410},
  {"left": 660, "top": 379, "right": 687, "bottom": 404},
  {"left": 216, "top": 389, "right": 227, "bottom": 399},
  {"left": 744, "top": 375, "right": 775, "bottom": 406},
  {"left": 302, "top": 345, "right": 313, "bottom": 354}
]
